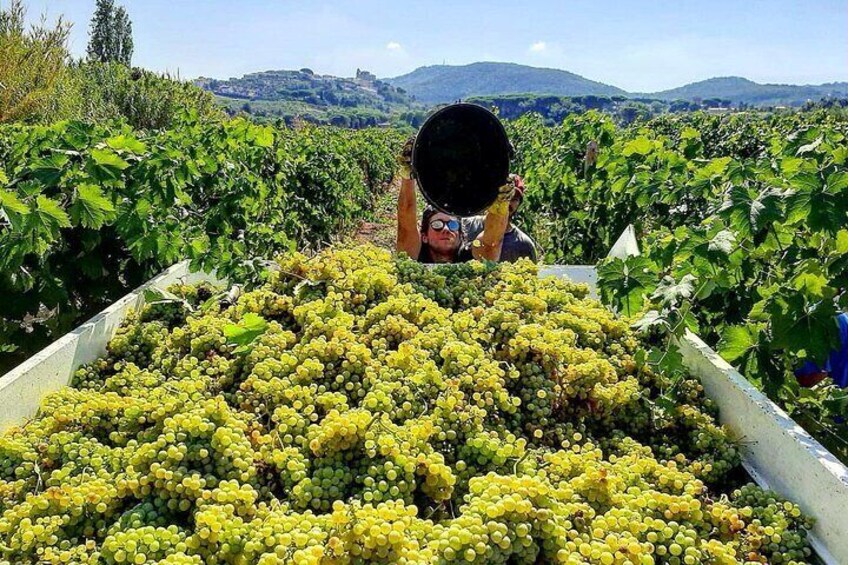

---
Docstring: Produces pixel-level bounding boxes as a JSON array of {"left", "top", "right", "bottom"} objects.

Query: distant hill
[
  {"left": 645, "top": 76, "right": 848, "bottom": 106},
  {"left": 194, "top": 68, "right": 422, "bottom": 127},
  {"left": 386, "top": 63, "right": 847, "bottom": 107},
  {"left": 195, "top": 64, "right": 848, "bottom": 127},
  {"left": 385, "top": 62, "right": 626, "bottom": 104}
]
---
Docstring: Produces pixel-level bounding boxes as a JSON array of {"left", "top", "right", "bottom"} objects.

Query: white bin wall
[
  {"left": 0, "top": 261, "right": 219, "bottom": 432},
  {"left": 678, "top": 332, "right": 848, "bottom": 564}
]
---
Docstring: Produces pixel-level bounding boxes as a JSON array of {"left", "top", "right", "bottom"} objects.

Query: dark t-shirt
[{"left": 462, "top": 216, "right": 538, "bottom": 263}]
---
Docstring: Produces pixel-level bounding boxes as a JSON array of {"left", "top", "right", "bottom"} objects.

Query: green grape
[{"left": 0, "top": 245, "right": 815, "bottom": 565}]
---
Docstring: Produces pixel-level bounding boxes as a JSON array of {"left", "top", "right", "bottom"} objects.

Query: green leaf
[
  {"left": 224, "top": 313, "right": 268, "bottom": 351},
  {"left": 649, "top": 342, "right": 686, "bottom": 376},
  {"left": 707, "top": 230, "right": 736, "bottom": 255},
  {"left": 143, "top": 287, "right": 194, "bottom": 312},
  {"left": 106, "top": 134, "right": 148, "bottom": 154},
  {"left": 718, "top": 325, "right": 759, "bottom": 363},
  {"left": 34, "top": 195, "right": 71, "bottom": 229},
  {"left": 69, "top": 184, "right": 116, "bottom": 228},
  {"left": 597, "top": 256, "right": 658, "bottom": 316},
  {"left": 834, "top": 145, "right": 848, "bottom": 165},
  {"left": 30, "top": 154, "right": 69, "bottom": 186},
  {"left": 719, "top": 185, "right": 783, "bottom": 238},
  {"left": 822, "top": 390, "right": 848, "bottom": 417},
  {"left": 0, "top": 189, "right": 29, "bottom": 216},
  {"left": 623, "top": 137, "right": 653, "bottom": 157},
  {"left": 680, "top": 127, "right": 700, "bottom": 141},
  {"left": 254, "top": 128, "right": 274, "bottom": 148},
  {"left": 90, "top": 148, "right": 130, "bottom": 181},
  {"left": 795, "top": 136, "right": 823, "bottom": 155},
  {"left": 242, "top": 313, "right": 267, "bottom": 332},
  {"left": 836, "top": 230, "right": 848, "bottom": 254},
  {"left": 650, "top": 274, "right": 697, "bottom": 306},
  {"left": 702, "top": 157, "right": 732, "bottom": 177},
  {"left": 789, "top": 172, "right": 821, "bottom": 192},
  {"left": 785, "top": 172, "right": 842, "bottom": 230},
  {"left": 91, "top": 148, "right": 130, "bottom": 169},
  {"left": 826, "top": 171, "right": 848, "bottom": 193},
  {"left": 791, "top": 263, "right": 833, "bottom": 300},
  {"left": 631, "top": 310, "right": 666, "bottom": 333},
  {"left": 769, "top": 294, "right": 839, "bottom": 361}
]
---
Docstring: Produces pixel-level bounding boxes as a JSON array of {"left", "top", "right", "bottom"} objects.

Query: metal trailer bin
[{"left": 2, "top": 262, "right": 846, "bottom": 563}]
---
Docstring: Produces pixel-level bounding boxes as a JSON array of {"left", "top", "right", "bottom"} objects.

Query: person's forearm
[
  {"left": 396, "top": 178, "right": 420, "bottom": 257},
  {"left": 472, "top": 200, "right": 509, "bottom": 261}
]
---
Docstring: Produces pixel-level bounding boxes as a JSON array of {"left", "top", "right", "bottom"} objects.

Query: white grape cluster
[{"left": 0, "top": 245, "right": 812, "bottom": 564}]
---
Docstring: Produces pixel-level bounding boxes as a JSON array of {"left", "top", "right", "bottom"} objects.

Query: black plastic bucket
[{"left": 412, "top": 103, "right": 512, "bottom": 217}]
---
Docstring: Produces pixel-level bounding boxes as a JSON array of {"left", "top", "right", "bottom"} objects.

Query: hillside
[
  {"left": 195, "top": 64, "right": 848, "bottom": 127},
  {"left": 386, "top": 62, "right": 626, "bottom": 104},
  {"left": 195, "top": 69, "right": 422, "bottom": 127},
  {"left": 386, "top": 63, "right": 847, "bottom": 107},
  {"left": 646, "top": 76, "right": 848, "bottom": 105}
]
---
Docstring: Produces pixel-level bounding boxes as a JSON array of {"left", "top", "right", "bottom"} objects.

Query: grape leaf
[
  {"left": 69, "top": 184, "right": 116, "bottom": 228},
  {"left": 34, "top": 195, "right": 71, "bottom": 230},
  {"left": 0, "top": 189, "right": 29, "bottom": 216},
  {"left": 224, "top": 313, "right": 268, "bottom": 353},
  {"left": 768, "top": 294, "right": 839, "bottom": 361},
  {"left": 827, "top": 171, "right": 848, "bottom": 193},
  {"left": 719, "top": 186, "right": 783, "bottom": 238},
  {"left": 791, "top": 262, "right": 834, "bottom": 300},
  {"left": 836, "top": 230, "right": 848, "bottom": 254},
  {"left": 30, "top": 154, "right": 69, "bottom": 186},
  {"left": 90, "top": 148, "right": 130, "bottom": 180},
  {"left": 650, "top": 274, "right": 697, "bottom": 306},
  {"left": 718, "top": 325, "right": 760, "bottom": 363},
  {"left": 623, "top": 137, "right": 652, "bottom": 157},
  {"left": 106, "top": 134, "right": 148, "bottom": 154},
  {"left": 707, "top": 230, "right": 736, "bottom": 255},
  {"left": 785, "top": 174, "right": 843, "bottom": 230},
  {"left": 631, "top": 310, "right": 667, "bottom": 333},
  {"left": 254, "top": 128, "right": 274, "bottom": 148},
  {"left": 597, "top": 256, "right": 658, "bottom": 316}
]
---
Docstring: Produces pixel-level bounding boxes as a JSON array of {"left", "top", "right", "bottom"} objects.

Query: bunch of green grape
[{"left": 0, "top": 245, "right": 814, "bottom": 564}]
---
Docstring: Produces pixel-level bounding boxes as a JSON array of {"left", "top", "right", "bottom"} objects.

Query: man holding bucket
[
  {"left": 395, "top": 139, "right": 515, "bottom": 263},
  {"left": 394, "top": 104, "right": 537, "bottom": 264}
]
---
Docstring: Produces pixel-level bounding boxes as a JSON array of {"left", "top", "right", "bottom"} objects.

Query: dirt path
[{"left": 350, "top": 180, "right": 399, "bottom": 250}]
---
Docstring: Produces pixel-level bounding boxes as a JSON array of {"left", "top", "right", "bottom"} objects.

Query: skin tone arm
[
  {"left": 470, "top": 176, "right": 516, "bottom": 261},
  {"left": 395, "top": 137, "right": 422, "bottom": 259},
  {"left": 396, "top": 176, "right": 422, "bottom": 259}
]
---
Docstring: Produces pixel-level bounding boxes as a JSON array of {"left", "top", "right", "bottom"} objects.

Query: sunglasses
[{"left": 429, "top": 219, "right": 460, "bottom": 232}]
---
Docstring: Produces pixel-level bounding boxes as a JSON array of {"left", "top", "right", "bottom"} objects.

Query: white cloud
[
  {"left": 530, "top": 41, "right": 547, "bottom": 53},
  {"left": 386, "top": 41, "right": 403, "bottom": 52}
]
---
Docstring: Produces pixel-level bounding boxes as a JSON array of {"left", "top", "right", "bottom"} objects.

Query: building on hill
[{"left": 356, "top": 68, "right": 377, "bottom": 83}]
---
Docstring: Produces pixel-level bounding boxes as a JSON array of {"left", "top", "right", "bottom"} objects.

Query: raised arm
[
  {"left": 470, "top": 175, "right": 516, "bottom": 262},
  {"left": 396, "top": 137, "right": 421, "bottom": 260}
]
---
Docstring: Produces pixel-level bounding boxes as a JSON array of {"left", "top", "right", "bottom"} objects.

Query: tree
[
  {"left": 114, "top": 6, "right": 133, "bottom": 66},
  {"left": 87, "top": 0, "right": 133, "bottom": 65},
  {"left": 0, "top": 0, "right": 71, "bottom": 123}
]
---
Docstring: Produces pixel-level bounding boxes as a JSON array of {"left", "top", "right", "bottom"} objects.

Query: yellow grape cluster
[{"left": 0, "top": 244, "right": 814, "bottom": 564}]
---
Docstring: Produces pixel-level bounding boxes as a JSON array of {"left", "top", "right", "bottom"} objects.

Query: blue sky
[{"left": 22, "top": 0, "right": 848, "bottom": 91}]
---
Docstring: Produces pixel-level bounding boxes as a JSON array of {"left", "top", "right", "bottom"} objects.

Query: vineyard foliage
[
  {"left": 0, "top": 116, "right": 403, "bottom": 371},
  {"left": 3, "top": 100, "right": 848, "bottom": 468},
  {"left": 508, "top": 110, "right": 848, "bottom": 461}
]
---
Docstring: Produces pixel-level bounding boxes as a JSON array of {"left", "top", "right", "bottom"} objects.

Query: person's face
[
  {"left": 509, "top": 194, "right": 522, "bottom": 218},
  {"left": 423, "top": 212, "right": 461, "bottom": 253}
]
